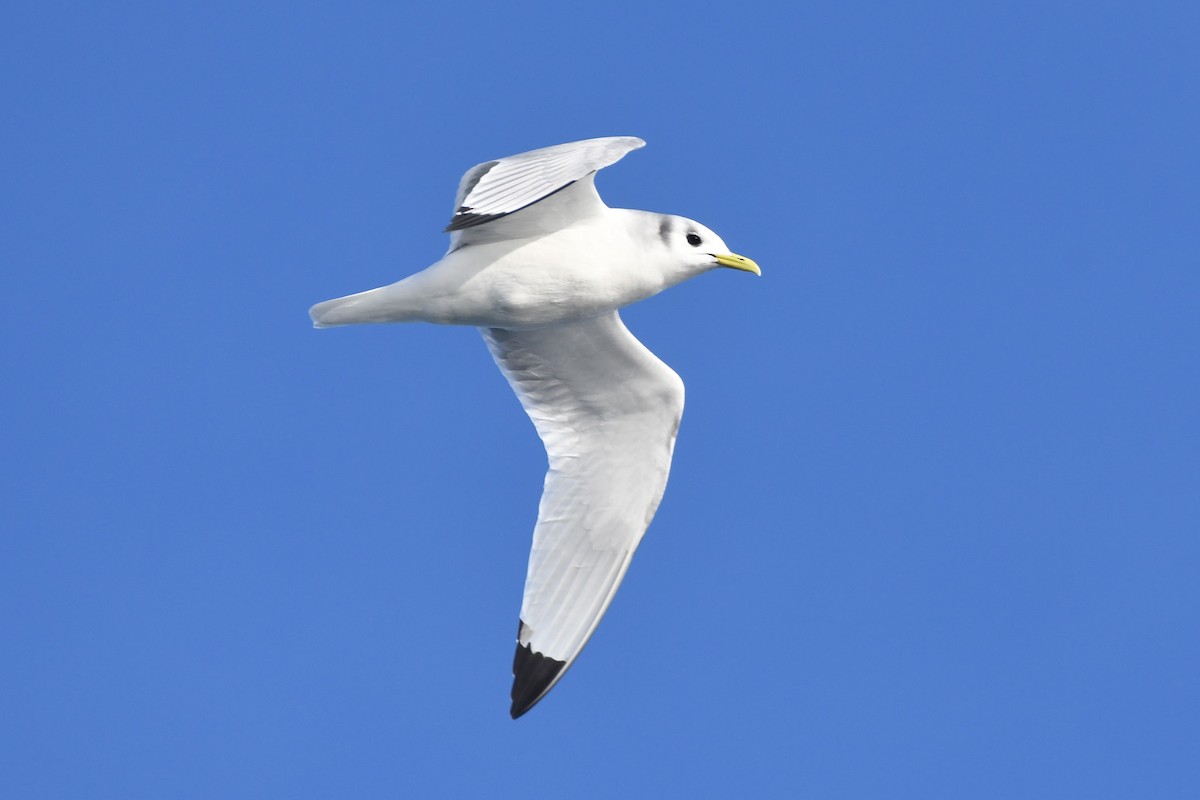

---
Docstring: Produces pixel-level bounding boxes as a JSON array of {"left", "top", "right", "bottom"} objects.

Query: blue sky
[{"left": 3, "top": 2, "right": 1197, "bottom": 797}]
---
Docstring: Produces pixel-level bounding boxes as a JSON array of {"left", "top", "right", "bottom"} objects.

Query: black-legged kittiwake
[{"left": 310, "top": 136, "right": 759, "bottom": 718}]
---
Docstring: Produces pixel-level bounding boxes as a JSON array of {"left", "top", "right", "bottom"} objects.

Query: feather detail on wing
[
  {"left": 482, "top": 311, "right": 684, "bottom": 718},
  {"left": 446, "top": 136, "right": 644, "bottom": 250}
]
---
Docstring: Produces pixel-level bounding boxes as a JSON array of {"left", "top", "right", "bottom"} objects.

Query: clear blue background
[{"left": 3, "top": 2, "right": 1197, "bottom": 797}]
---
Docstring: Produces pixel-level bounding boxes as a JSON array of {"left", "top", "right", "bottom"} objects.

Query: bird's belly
[
  {"left": 425, "top": 250, "right": 648, "bottom": 329},
  {"left": 484, "top": 272, "right": 621, "bottom": 328}
]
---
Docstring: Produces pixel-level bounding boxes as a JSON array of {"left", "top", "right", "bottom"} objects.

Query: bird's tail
[{"left": 309, "top": 282, "right": 416, "bottom": 328}]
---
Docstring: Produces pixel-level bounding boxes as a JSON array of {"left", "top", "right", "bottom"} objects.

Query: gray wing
[
  {"left": 446, "top": 136, "right": 644, "bottom": 249},
  {"left": 483, "top": 311, "right": 685, "bottom": 718}
]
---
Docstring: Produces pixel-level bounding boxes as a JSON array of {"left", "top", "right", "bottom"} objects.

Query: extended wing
[
  {"left": 482, "top": 311, "right": 684, "bottom": 718},
  {"left": 446, "top": 136, "right": 644, "bottom": 250}
]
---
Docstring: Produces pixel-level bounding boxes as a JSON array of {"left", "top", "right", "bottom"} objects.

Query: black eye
[{"left": 686, "top": 233, "right": 702, "bottom": 246}]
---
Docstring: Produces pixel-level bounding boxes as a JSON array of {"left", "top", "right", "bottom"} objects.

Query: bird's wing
[
  {"left": 482, "top": 311, "right": 685, "bottom": 718},
  {"left": 446, "top": 136, "right": 644, "bottom": 249}
]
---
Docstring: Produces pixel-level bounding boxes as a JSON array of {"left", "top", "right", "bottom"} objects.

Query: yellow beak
[{"left": 713, "top": 252, "right": 761, "bottom": 276}]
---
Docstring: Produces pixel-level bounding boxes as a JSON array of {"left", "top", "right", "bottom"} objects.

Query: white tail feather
[{"left": 309, "top": 283, "right": 418, "bottom": 328}]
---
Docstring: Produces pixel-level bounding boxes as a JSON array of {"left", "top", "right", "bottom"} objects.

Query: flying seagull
[{"left": 310, "top": 136, "right": 759, "bottom": 718}]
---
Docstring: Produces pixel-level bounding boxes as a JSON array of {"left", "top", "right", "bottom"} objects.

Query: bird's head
[{"left": 650, "top": 214, "right": 761, "bottom": 282}]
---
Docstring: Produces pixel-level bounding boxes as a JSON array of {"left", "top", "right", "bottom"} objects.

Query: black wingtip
[
  {"left": 444, "top": 178, "right": 580, "bottom": 233},
  {"left": 510, "top": 632, "right": 566, "bottom": 720},
  {"left": 444, "top": 209, "right": 504, "bottom": 232}
]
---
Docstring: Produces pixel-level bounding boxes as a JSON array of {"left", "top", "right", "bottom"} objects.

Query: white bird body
[
  {"left": 314, "top": 205, "right": 706, "bottom": 330},
  {"left": 310, "top": 136, "right": 758, "bottom": 718}
]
